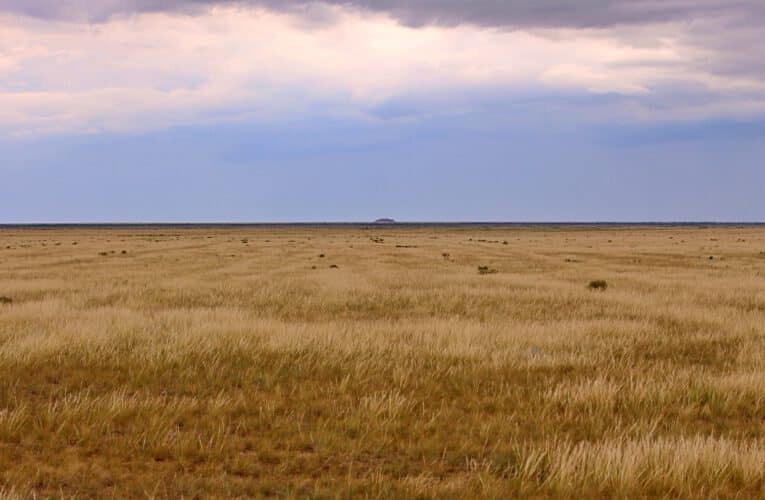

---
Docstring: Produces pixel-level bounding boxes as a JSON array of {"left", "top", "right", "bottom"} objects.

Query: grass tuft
[{"left": 587, "top": 280, "right": 608, "bottom": 290}]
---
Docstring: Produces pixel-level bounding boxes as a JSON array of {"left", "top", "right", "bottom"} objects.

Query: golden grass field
[{"left": 1, "top": 224, "right": 765, "bottom": 498}]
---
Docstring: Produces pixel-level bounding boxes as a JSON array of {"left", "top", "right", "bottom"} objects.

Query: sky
[{"left": 1, "top": 1, "right": 764, "bottom": 222}]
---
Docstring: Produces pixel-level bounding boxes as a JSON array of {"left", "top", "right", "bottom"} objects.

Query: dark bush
[
  {"left": 478, "top": 266, "right": 498, "bottom": 275},
  {"left": 588, "top": 280, "right": 608, "bottom": 291}
]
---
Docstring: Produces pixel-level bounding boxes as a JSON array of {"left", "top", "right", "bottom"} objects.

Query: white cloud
[{"left": 0, "top": 6, "right": 763, "bottom": 136}]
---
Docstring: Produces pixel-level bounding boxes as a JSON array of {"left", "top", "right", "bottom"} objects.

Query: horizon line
[{"left": 2, "top": 221, "right": 764, "bottom": 228}]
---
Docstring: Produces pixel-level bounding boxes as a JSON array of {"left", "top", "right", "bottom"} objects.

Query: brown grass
[{"left": 1, "top": 224, "right": 764, "bottom": 497}]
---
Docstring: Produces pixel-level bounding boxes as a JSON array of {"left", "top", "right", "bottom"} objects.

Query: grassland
[{"left": 1, "top": 224, "right": 765, "bottom": 498}]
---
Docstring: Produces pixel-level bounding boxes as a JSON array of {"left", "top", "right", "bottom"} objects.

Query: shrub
[
  {"left": 478, "top": 266, "right": 498, "bottom": 275},
  {"left": 0, "top": 296, "right": 12, "bottom": 305},
  {"left": 588, "top": 280, "right": 608, "bottom": 291},
  {"left": 329, "top": 264, "right": 339, "bottom": 269}
]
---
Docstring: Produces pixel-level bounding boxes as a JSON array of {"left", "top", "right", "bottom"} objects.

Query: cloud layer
[
  {"left": 1, "top": 1, "right": 764, "bottom": 136},
  {"left": 2, "top": 0, "right": 762, "bottom": 28}
]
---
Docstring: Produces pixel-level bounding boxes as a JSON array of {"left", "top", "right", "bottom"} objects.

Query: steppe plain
[{"left": 1, "top": 224, "right": 764, "bottom": 497}]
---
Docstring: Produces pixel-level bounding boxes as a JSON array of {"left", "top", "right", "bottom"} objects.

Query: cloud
[
  {"left": 0, "top": 0, "right": 762, "bottom": 29},
  {"left": 6, "top": 1, "right": 761, "bottom": 86},
  {"left": 0, "top": 2, "right": 764, "bottom": 136}
]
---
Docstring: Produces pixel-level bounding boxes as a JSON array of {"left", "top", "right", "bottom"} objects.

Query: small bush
[
  {"left": 329, "top": 264, "right": 339, "bottom": 269},
  {"left": 478, "top": 266, "right": 498, "bottom": 275},
  {"left": 319, "top": 254, "right": 325, "bottom": 258},
  {"left": 0, "top": 296, "right": 12, "bottom": 305},
  {"left": 588, "top": 280, "right": 608, "bottom": 291},
  {"left": 98, "top": 252, "right": 109, "bottom": 257}
]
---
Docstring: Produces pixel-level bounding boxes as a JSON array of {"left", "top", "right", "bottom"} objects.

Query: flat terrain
[{"left": 1, "top": 225, "right": 765, "bottom": 498}]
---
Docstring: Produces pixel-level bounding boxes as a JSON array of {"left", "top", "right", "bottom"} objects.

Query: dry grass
[{"left": 0, "top": 224, "right": 764, "bottom": 497}]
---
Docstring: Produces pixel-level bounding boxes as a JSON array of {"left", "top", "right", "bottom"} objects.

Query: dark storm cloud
[{"left": 1, "top": 0, "right": 762, "bottom": 29}]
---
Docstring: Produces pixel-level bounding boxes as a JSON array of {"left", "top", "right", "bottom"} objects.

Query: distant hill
[{"left": 374, "top": 218, "right": 396, "bottom": 224}]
